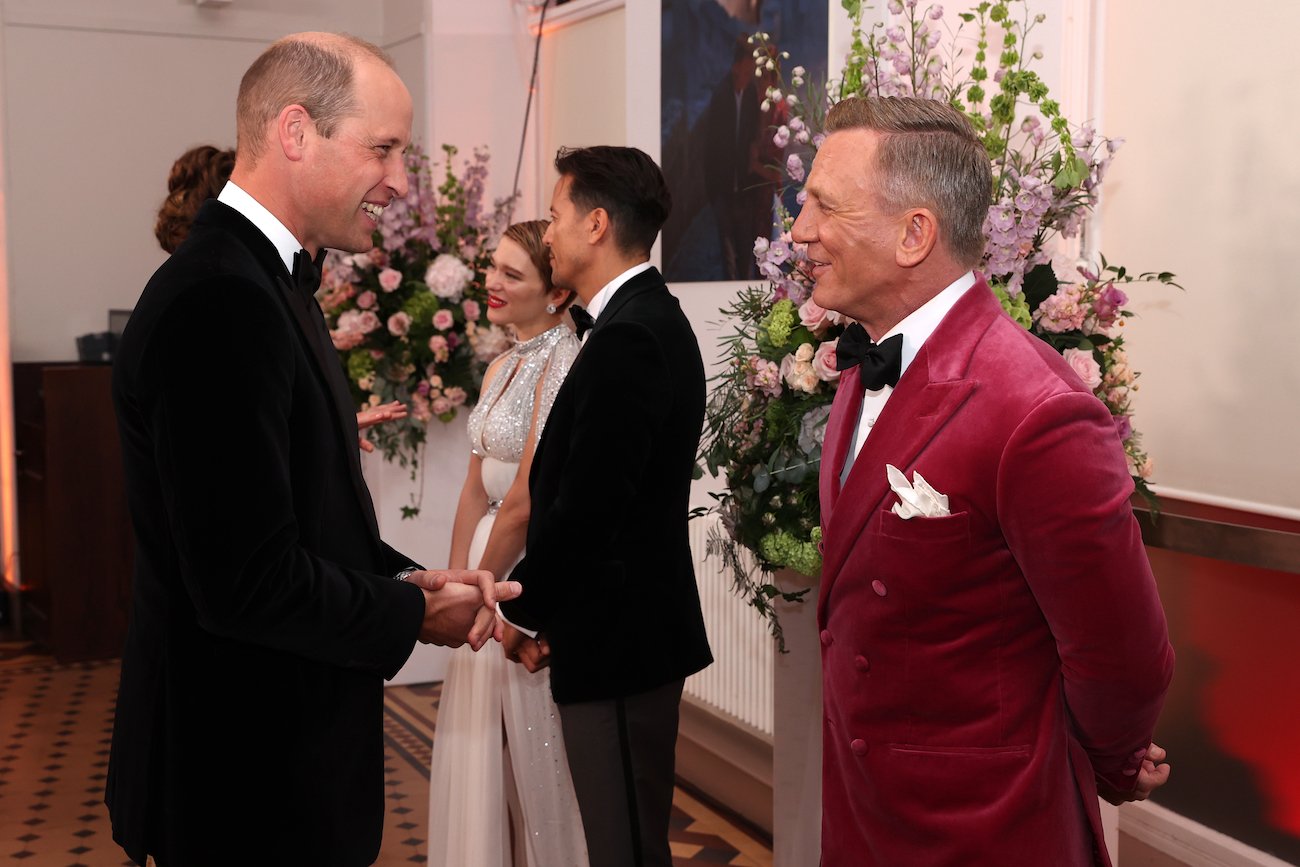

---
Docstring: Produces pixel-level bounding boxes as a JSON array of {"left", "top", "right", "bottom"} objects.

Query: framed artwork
[{"left": 659, "top": 0, "right": 828, "bottom": 282}]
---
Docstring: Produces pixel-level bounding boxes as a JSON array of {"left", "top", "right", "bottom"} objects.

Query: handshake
[{"left": 404, "top": 569, "right": 522, "bottom": 652}]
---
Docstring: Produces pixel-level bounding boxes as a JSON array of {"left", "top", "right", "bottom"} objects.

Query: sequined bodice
[{"left": 467, "top": 324, "right": 580, "bottom": 463}]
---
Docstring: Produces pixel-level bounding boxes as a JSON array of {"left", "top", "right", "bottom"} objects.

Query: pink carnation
[
  {"left": 430, "top": 397, "right": 453, "bottom": 416},
  {"left": 378, "top": 268, "right": 403, "bottom": 293},
  {"left": 1036, "top": 284, "right": 1087, "bottom": 333},
  {"left": 356, "top": 290, "right": 377, "bottom": 310},
  {"left": 445, "top": 386, "right": 468, "bottom": 407},
  {"left": 1063, "top": 347, "right": 1102, "bottom": 390},
  {"left": 330, "top": 329, "right": 364, "bottom": 351},
  {"left": 387, "top": 311, "right": 412, "bottom": 337},
  {"left": 812, "top": 339, "right": 841, "bottom": 382},
  {"left": 461, "top": 299, "right": 481, "bottom": 320},
  {"left": 433, "top": 309, "right": 455, "bottom": 331}
]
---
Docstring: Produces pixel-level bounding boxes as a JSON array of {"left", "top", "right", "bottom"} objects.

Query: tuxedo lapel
[
  {"left": 819, "top": 365, "right": 864, "bottom": 520},
  {"left": 818, "top": 279, "right": 1002, "bottom": 608},
  {"left": 197, "top": 202, "right": 382, "bottom": 546},
  {"left": 275, "top": 273, "right": 382, "bottom": 541}
]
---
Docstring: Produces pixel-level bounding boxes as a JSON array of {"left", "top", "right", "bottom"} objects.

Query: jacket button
[
  {"left": 820, "top": 629, "right": 833, "bottom": 647},
  {"left": 850, "top": 739, "right": 869, "bottom": 756},
  {"left": 872, "top": 579, "right": 887, "bottom": 597},
  {"left": 854, "top": 655, "right": 870, "bottom": 672}
]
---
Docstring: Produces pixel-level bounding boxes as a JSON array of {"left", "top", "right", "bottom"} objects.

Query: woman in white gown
[{"left": 427, "top": 220, "right": 588, "bottom": 867}]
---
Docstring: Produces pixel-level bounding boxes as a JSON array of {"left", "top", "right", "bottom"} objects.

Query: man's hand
[
  {"left": 501, "top": 622, "right": 551, "bottom": 673},
  {"left": 1101, "top": 742, "right": 1171, "bottom": 804},
  {"left": 405, "top": 569, "right": 521, "bottom": 650}
]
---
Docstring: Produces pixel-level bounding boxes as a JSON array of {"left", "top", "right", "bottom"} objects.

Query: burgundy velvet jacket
[{"left": 817, "top": 277, "right": 1174, "bottom": 866}]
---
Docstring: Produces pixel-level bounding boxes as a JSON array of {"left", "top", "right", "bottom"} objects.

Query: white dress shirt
[
  {"left": 217, "top": 181, "right": 304, "bottom": 273},
  {"left": 840, "top": 271, "right": 977, "bottom": 485},
  {"left": 579, "top": 261, "right": 654, "bottom": 342}
]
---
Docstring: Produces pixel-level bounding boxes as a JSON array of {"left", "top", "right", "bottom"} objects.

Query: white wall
[
  {"left": 1100, "top": 0, "right": 1300, "bottom": 516},
  {"left": 0, "top": 0, "right": 388, "bottom": 362}
]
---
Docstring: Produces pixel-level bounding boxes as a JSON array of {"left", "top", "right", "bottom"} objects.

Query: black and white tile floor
[{"left": 0, "top": 642, "right": 771, "bottom": 866}]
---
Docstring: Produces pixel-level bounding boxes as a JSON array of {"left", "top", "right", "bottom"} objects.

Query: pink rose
[
  {"left": 410, "top": 393, "right": 433, "bottom": 422},
  {"left": 330, "top": 329, "right": 363, "bottom": 350},
  {"left": 387, "top": 311, "right": 411, "bottom": 337},
  {"left": 812, "top": 339, "right": 841, "bottom": 382},
  {"left": 356, "top": 290, "right": 377, "bottom": 310},
  {"left": 430, "top": 397, "right": 452, "bottom": 416},
  {"left": 428, "top": 335, "right": 450, "bottom": 362},
  {"left": 357, "top": 311, "right": 381, "bottom": 334},
  {"left": 461, "top": 299, "right": 481, "bottom": 320},
  {"left": 1063, "top": 347, "right": 1102, "bottom": 390},
  {"left": 378, "top": 268, "right": 403, "bottom": 292},
  {"left": 445, "top": 386, "right": 468, "bottom": 407},
  {"left": 367, "top": 248, "right": 389, "bottom": 268},
  {"left": 432, "top": 309, "right": 455, "bottom": 331},
  {"left": 798, "top": 297, "right": 830, "bottom": 333}
]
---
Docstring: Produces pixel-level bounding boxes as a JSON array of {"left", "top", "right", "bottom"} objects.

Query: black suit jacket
[
  {"left": 107, "top": 200, "right": 425, "bottom": 866},
  {"left": 500, "top": 266, "right": 712, "bottom": 704}
]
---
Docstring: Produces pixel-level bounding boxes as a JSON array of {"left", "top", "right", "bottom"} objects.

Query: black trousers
[{"left": 558, "top": 679, "right": 685, "bottom": 867}]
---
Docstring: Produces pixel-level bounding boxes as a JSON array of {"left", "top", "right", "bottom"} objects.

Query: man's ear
[
  {"left": 277, "top": 104, "right": 311, "bottom": 163},
  {"left": 587, "top": 207, "right": 610, "bottom": 246},
  {"left": 896, "top": 208, "right": 939, "bottom": 268}
]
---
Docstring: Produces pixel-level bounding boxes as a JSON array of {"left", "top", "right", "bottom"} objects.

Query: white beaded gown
[{"left": 426, "top": 324, "right": 587, "bottom": 867}]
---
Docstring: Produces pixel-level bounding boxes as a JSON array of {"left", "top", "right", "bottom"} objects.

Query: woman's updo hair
[
  {"left": 155, "top": 145, "right": 236, "bottom": 253},
  {"left": 501, "top": 219, "right": 576, "bottom": 312}
]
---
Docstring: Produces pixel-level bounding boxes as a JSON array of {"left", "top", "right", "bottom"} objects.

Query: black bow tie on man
[
  {"left": 291, "top": 248, "right": 328, "bottom": 297},
  {"left": 836, "top": 323, "right": 904, "bottom": 391},
  {"left": 570, "top": 305, "right": 595, "bottom": 339}
]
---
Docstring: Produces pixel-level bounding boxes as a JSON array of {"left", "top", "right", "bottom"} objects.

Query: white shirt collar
[
  {"left": 217, "top": 181, "right": 304, "bottom": 275},
  {"left": 879, "top": 270, "right": 976, "bottom": 381},
  {"left": 584, "top": 261, "right": 653, "bottom": 321}
]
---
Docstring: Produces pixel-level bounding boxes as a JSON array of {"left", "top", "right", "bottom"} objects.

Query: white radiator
[{"left": 685, "top": 515, "right": 774, "bottom": 736}]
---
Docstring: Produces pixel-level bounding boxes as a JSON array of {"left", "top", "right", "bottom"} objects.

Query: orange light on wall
[{"left": 0, "top": 47, "right": 18, "bottom": 596}]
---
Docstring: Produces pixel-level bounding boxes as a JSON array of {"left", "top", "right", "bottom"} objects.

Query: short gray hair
[{"left": 824, "top": 96, "right": 991, "bottom": 266}]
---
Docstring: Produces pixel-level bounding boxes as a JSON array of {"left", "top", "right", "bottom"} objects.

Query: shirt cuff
[{"left": 497, "top": 606, "right": 538, "bottom": 639}]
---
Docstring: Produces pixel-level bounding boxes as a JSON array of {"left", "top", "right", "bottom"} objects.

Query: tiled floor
[{"left": 0, "top": 641, "right": 771, "bottom": 866}]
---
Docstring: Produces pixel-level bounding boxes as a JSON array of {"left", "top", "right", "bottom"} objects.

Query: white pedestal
[{"left": 772, "top": 570, "right": 822, "bottom": 867}]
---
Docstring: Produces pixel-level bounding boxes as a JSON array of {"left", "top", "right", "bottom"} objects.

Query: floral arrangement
[
  {"left": 319, "top": 144, "right": 516, "bottom": 517},
  {"left": 700, "top": 0, "right": 1179, "bottom": 643}
]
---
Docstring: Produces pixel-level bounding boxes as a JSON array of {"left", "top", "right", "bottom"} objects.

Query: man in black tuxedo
[
  {"left": 107, "top": 33, "right": 517, "bottom": 867},
  {"left": 499, "top": 146, "right": 713, "bottom": 867}
]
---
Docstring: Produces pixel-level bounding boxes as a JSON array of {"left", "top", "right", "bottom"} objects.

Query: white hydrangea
[{"left": 424, "top": 254, "right": 473, "bottom": 302}]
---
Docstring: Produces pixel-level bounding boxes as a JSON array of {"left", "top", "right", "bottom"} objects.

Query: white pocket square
[{"left": 886, "top": 464, "right": 951, "bottom": 519}]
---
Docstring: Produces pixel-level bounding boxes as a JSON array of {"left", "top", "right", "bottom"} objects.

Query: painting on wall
[{"left": 660, "top": 0, "right": 828, "bottom": 282}]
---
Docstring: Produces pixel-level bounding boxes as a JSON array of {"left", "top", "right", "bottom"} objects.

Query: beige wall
[
  {"left": 1100, "top": 0, "right": 1300, "bottom": 515},
  {"left": 0, "top": 0, "right": 409, "bottom": 362}
]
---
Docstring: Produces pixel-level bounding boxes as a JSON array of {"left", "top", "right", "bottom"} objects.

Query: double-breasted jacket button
[
  {"left": 871, "top": 579, "right": 888, "bottom": 597},
  {"left": 850, "top": 739, "right": 869, "bottom": 757},
  {"left": 820, "top": 629, "right": 833, "bottom": 647},
  {"left": 854, "top": 655, "right": 870, "bottom": 672}
]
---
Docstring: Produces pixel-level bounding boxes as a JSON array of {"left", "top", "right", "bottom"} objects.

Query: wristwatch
[{"left": 394, "top": 567, "right": 420, "bottom": 582}]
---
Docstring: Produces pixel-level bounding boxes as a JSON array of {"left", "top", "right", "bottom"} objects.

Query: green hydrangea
[
  {"left": 758, "top": 528, "right": 822, "bottom": 576},
  {"left": 758, "top": 298, "right": 799, "bottom": 352},
  {"left": 403, "top": 288, "right": 440, "bottom": 325},
  {"left": 347, "top": 349, "right": 376, "bottom": 382},
  {"left": 993, "top": 282, "right": 1032, "bottom": 329}
]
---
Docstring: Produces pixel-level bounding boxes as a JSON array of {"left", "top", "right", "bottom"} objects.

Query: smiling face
[
  {"left": 542, "top": 174, "right": 591, "bottom": 296},
  {"left": 792, "top": 128, "right": 905, "bottom": 324},
  {"left": 484, "top": 237, "right": 567, "bottom": 340},
  {"left": 297, "top": 57, "right": 412, "bottom": 255}
]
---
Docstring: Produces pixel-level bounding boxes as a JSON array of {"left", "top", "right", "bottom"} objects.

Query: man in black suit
[
  {"left": 499, "top": 146, "right": 713, "bottom": 867},
  {"left": 107, "top": 33, "right": 517, "bottom": 867}
]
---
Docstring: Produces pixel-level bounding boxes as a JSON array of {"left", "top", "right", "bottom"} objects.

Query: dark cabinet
[{"left": 14, "top": 363, "right": 132, "bottom": 662}]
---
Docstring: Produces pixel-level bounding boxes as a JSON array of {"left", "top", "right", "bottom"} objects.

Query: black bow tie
[
  {"left": 570, "top": 305, "right": 595, "bottom": 339},
  {"left": 291, "top": 248, "right": 326, "bottom": 297},
  {"left": 836, "top": 324, "right": 903, "bottom": 391}
]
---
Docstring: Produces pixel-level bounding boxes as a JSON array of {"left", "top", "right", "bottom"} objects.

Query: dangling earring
[{"left": 546, "top": 303, "right": 558, "bottom": 315}]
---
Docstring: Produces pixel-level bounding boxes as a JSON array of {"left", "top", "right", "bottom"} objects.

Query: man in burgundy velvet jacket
[{"left": 794, "top": 96, "right": 1175, "bottom": 866}]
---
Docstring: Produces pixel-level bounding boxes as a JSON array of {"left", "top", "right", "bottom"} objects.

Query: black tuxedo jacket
[
  {"left": 500, "top": 266, "right": 712, "bottom": 704},
  {"left": 107, "top": 200, "right": 425, "bottom": 866}
]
